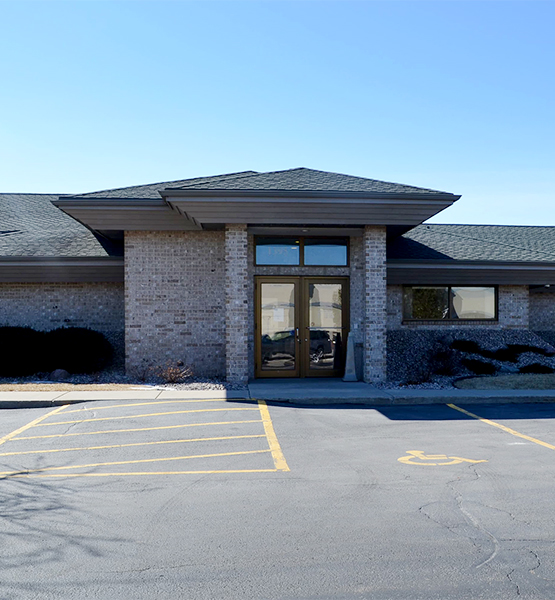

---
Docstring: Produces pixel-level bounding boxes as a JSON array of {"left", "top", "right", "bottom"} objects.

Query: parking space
[{"left": 0, "top": 399, "right": 289, "bottom": 478}]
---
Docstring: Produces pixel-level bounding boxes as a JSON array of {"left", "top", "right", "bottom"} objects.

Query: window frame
[
  {"left": 254, "top": 236, "right": 350, "bottom": 267},
  {"left": 402, "top": 285, "right": 498, "bottom": 322}
]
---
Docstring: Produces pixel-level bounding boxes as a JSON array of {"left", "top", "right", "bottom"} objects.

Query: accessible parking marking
[
  {"left": 0, "top": 400, "right": 289, "bottom": 477},
  {"left": 448, "top": 403, "right": 555, "bottom": 451}
]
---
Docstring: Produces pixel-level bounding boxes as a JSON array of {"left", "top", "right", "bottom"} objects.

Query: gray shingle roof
[
  {"left": 0, "top": 193, "right": 121, "bottom": 257},
  {"left": 388, "top": 225, "right": 555, "bottom": 263},
  {"left": 66, "top": 171, "right": 258, "bottom": 199},
  {"left": 168, "top": 167, "right": 450, "bottom": 195}
]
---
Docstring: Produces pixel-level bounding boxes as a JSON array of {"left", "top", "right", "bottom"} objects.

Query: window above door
[{"left": 255, "top": 237, "right": 349, "bottom": 266}]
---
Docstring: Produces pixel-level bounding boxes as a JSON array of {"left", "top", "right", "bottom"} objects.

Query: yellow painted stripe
[
  {"left": 35, "top": 407, "right": 259, "bottom": 427},
  {"left": 448, "top": 404, "right": 555, "bottom": 451},
  {"left": 61, "top": 399, "right": 225, "bottom": 414},
  {"left": 12, "top": 419, "right": 263, "bottom": 441},
  {"left": 0, "top": 404, "right": 68, "bottom": 447},
  {"left": 0, "top": 449, "right": 271, "bottom": 476},
  {"left": 0, "top": 434, "right": 266, "bottom": 457},
  {"left": 258, "top": 400, "right": 290, "bottom": 472},
  {"left": 15, "top": 469, "right": 279, "bottom": 478}
]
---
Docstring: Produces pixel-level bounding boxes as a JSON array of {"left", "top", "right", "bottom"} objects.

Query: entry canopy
[{"left": 54, "top": 168, "right": 460, "bottom": 231}]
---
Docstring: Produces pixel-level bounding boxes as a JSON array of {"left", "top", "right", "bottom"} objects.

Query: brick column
[
  {"left": 364, "top": 225, "right": 387, "bottom": 382},
  {"left": 225, "top": 224, "right": 249, "bottom": 383}
]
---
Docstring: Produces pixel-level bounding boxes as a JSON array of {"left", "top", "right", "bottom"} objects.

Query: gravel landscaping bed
[{"left": 0, "top": 369, "right": 248, "bottom": 391}]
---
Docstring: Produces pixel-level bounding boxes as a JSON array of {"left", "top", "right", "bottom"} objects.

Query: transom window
[
  {"left": 403, "top": 286, "right": 497, "bottom": 320},
  {"left": 255, "top": 237, "right": 348, "bottom": 266}
]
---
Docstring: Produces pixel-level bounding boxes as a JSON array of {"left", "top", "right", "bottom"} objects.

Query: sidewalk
[{"left": 2, "top": 379, "right": 555, "bottom": 408}]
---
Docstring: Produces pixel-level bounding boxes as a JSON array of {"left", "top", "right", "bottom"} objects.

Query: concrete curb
[
  {"left": 249, "top": 394, "right": 555, "bottom": 407},
  {"left": 4, "top": 390, "right": 555, "bottom": 409}
]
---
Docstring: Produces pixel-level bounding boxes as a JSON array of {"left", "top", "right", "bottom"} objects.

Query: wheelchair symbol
[{"left": 398, "top": 450, "right": 487, "bottom": 466}]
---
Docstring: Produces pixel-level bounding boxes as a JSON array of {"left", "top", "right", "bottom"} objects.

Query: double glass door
[{"left": 255, "top": 277, "right": 349, "bottom": 378}]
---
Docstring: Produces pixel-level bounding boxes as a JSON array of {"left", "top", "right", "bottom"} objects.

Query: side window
[{"left": 403, "top": 286, "right": 496, "bottom": 320}]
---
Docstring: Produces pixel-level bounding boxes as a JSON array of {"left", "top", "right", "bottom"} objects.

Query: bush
[
  {"left": 450, "top": 339, "right": 482, "bottom": 354},
  {"left": 462, "top": 358, "right": 498, "bottom": 375},
  {"left": 491, "top": 347, "right": 521, "bottom": 363},
  {"left": 0, "top": 327, "right": 46, "bottom": 376},
  {"left": 430, "top": 348, "right": 460, "bottom": 376},
  {"left": 45, "top": 327, "right": 113, "bottom": 374},
  {"left": 152, "top": 360, "right": 193, "bottom": 383},
  {"left": 519, "top": 363, "right": 555, "bottom": 374}
]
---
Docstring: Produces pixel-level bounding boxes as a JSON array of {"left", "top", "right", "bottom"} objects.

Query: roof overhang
[
  {"left": 52, "top": 198, "right": 202, "bottom": 231},
  {"left": 161, "top": 189, "right": 460, "bottom": 226},
  {"left": 387, "top": 260, "right": 555, "bottom": 286},
  {"left": 0, "top": 257, "right": 124, "bottom": 283}
]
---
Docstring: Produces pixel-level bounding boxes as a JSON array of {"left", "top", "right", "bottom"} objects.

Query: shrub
[
  {"left": 0, "top": 327, "right": 46, "bottom": 376},
  {"left": 450, "top": 339, "right": 482, "bottom": 354},
  {"left": 430, "top": 348, "right": 460, "bottom": 376},
  {"left": 45, "top": 327, "right": 113, "bottom": 374},
  {"left": 152, "top": 360, "right": 193, "bottom": 383},
  {"left": 462, "top": 358, "right": 497, "bottom": 376},
  {"left": 491, "top": 347, "right": 520, "bottom": 363},
  {"left": 519, "top": 363, "right": 555, "bottom": 374}
]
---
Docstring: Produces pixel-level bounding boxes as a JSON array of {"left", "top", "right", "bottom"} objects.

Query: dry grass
[
  {"left": 0, "top": 383, "right": 148, "bottom": 392},
  {"left": 455, "top": 374, "right": 555, "bottom": 390}
]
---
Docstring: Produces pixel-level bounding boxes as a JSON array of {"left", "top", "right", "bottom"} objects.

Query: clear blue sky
[{"left": 1, "top": 1, "right": 553, "bottom": 225}]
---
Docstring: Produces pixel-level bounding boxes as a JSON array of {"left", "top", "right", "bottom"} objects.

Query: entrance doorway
[{"left": 255, "top": 277, "right": 349, "bottom": 378}]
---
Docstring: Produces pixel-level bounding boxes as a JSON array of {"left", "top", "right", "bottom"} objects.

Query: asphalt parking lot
[
  {"left": 2, "top": 400, "right": 555, "bottom": 599},
  {"left": 0, "top": 399, "right": 289, "bottom": 478}
]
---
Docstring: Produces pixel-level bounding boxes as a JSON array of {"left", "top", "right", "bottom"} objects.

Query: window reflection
[
  {"left": 304, "top": 239, "right": 347, "bottom": 266},
  {"left": 256, "top": 238, "right": 300, "bottom": 265}
]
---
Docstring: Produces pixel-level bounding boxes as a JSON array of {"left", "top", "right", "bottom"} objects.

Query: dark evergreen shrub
[
  {"left": 450, "top": 339, "right": 482, "bottom": 354},
  {"left": 45, "top": 327, "right": 113, "bottom": 374},
  {"left": 0, "top": 327, "right": 46, "bottom": 376},
  {"left": 519, "top": 363, "right": 555, "bottom": 374},
  {"left": 462, "top": 358, "right": 497, "bottom": 375},
  {"left": 491, "top": 347, "right": 520, "bottom": 363},
  {"left": 431, "top": 348, "right": 460, "bottom": 376}
]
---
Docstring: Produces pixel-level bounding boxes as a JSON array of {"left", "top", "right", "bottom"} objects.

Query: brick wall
[
  {"left": 363, "top": 226, "right": 387, "bottom": 382},
  {"left": 125, "top": 231, "right": 226, "bottom": 377},
  {"left": 387, "top": 284, "right": 529, "bottom": 329},
  {"left": 0, "top": 282, "right": 123, "bottom": 334},
  {"left": 0, "top": 282, "right": 124, "bottom": 356},
  {"left": 225, "top": 225, "right": 249, "bottom": 383},
  {"left": 530, "top": 289, "right": 555, "bottom": 330}
]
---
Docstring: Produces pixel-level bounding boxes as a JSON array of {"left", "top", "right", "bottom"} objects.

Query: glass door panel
[
  {"left": 259, "top": 281, "right": 298, "bottom": 375},
  {"left": 306, "top": 282, "right": 346, "bottom": 374}
]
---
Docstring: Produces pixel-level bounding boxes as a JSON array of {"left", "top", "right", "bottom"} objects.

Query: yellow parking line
[
  {"left": 258, "top": 400, "right": 290, "bottom": 472},
  {"left": 0, "top": 434, "right": 266, "bottom": 457},
  {"left": 0, "top": 449, "right": 271, "bottom": 476},
  {"left": 62, "top": 399, "right": 225, "bottom": 414},
  {"left": 12, "top": 419, "right": 263, "bottom": 441},
  {"left": 16, "top": 469, "right": 279, "bottom": 478},
  {"left": 0, "top": 405, "right": 68, "bottom": 447},
  {"left": 448, "top": 404, "right": 555, "bottom": 451},
  {"left": 35, "top": 407, "right": 259, "bottom": 427}
]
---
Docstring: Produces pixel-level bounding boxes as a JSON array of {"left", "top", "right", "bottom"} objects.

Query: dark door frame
[{"left": 254, "top": 276, "right": 350, "bottom": 378}]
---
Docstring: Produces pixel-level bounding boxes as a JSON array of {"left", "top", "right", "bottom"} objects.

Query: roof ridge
[
  {"left": 425, "top": 228, "right": 555, "bottom": 259},
  {"left": 174, "top": 170, "right": 262, "bottom": 189},
  {"left": 167, "top": 166, "right": 451, "bottom": 194}
]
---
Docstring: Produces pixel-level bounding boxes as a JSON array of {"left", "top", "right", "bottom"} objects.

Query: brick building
[{"left": 2, "top": 168, "right": 555, "bottom": 383}]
